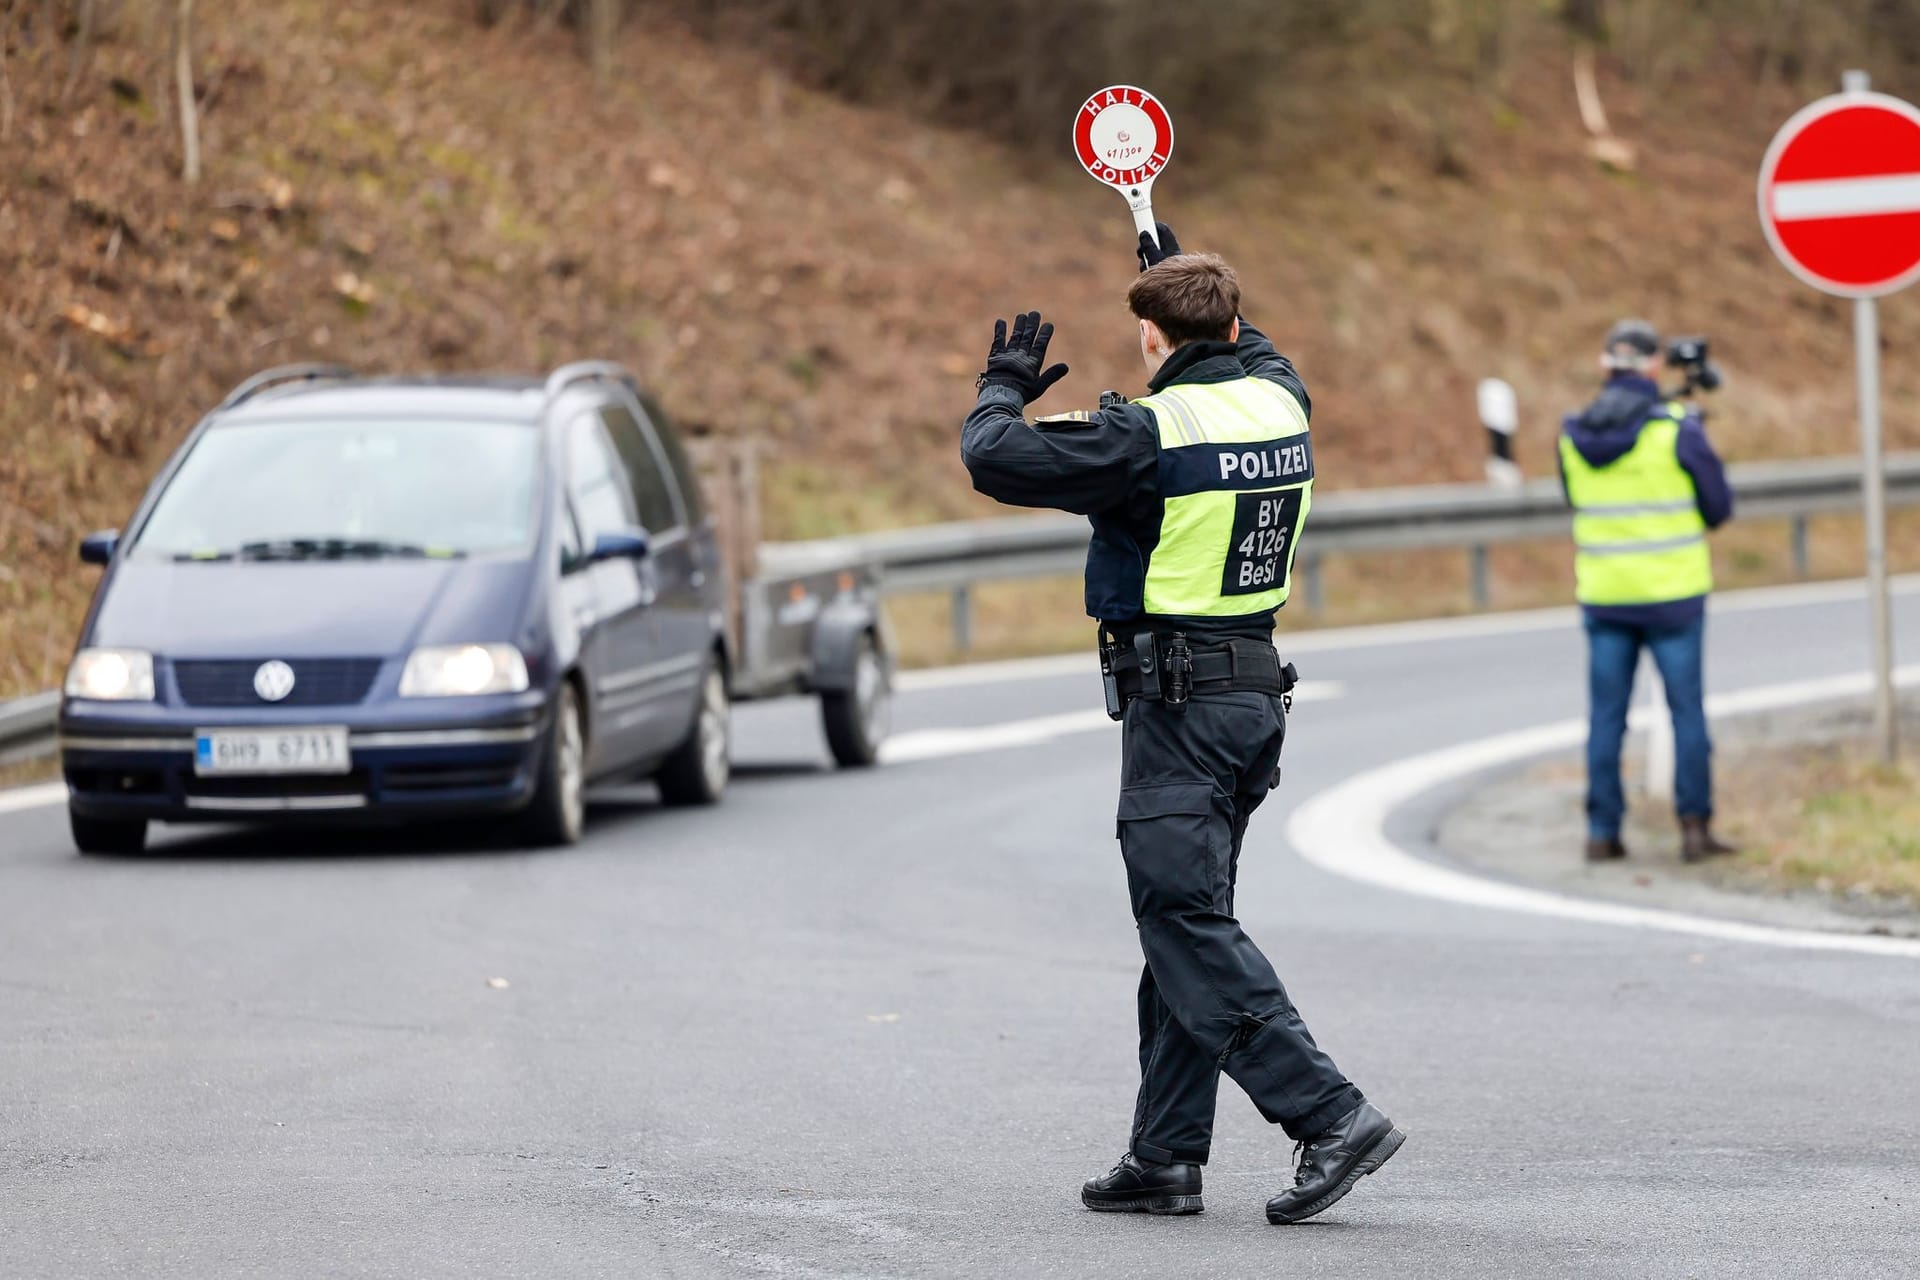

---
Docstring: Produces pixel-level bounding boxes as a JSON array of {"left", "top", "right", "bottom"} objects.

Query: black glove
[
  {"left": 1136, "top": 222, "right": 1184, "bottom": 271},
  {"left": 977, "top": 311, "right": 1069, "bottom": 404}
]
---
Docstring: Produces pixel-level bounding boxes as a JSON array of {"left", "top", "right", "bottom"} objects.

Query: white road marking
[
  {"left": 0, "top": 782, "right": 67, "bottom": 816},
  {"left": 897, "top": 653, "right": 1092, "bottom": 692},
  {"left": 1773, "top": 173, "right": 1920, "bottom": 221},
  {"left": 880, "top": 707, "right": 1115, "bottom": 764},
  {"left": 1286, "top": 667, "right": 1920, "bottom": 958},
  {"left": 880, "top": 682, "right": 1344, "bottom": 765}
]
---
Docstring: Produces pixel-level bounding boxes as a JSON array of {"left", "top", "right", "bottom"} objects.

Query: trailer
[{"left": 693, "top": 443, "right": 894, "bottom": 767}]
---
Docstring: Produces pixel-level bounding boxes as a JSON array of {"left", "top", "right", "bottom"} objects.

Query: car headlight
[
  {"left": 65, "top": 648, "right": 156, "bottom": 701},
  {"left": 399, "top": 644, "right": 529, "bottom": 697}
]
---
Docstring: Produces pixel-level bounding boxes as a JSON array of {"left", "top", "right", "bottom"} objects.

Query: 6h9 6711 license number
[{"left": 193, "top": 727, "right": 351, "bottom": 776}]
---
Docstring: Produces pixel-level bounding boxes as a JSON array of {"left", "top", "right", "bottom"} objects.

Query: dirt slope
[{"left": 3, "top": 3, "right": 1918, "bottom": 694}]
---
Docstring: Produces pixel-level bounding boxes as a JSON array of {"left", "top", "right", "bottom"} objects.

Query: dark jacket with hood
[
  {"left": 1559, "top": 373, "right": 1733, "bottom": 628},
  {"left": 960, "top": 318, "right": 1308, "bottom": 642}
]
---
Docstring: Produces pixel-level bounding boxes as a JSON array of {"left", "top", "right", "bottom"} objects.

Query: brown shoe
[
  {"left": 1585, "top": 836, "right": 1628, "bottom": 862},
  {"left": 1680, "top": 817, "right": 1736, "bottom": 863}
]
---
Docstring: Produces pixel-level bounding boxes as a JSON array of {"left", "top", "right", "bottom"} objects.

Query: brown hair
[{"left": 1126, "top": 253, "right": 1240, "bottom": 347}]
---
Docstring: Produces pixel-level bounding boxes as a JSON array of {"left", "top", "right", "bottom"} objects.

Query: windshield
[{"left": 133, "top": 419, "right": 541, "bottom": 561}]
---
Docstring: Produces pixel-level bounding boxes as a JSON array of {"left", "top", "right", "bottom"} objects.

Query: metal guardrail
[
  {"left": 0, "top": 691, "right": 59, "bottom": 766},
  {"left": 761, "top": 452, "right": 1920, "bottom": 648},
  {"left": 4, "top": 451, "right": 1916, "bottom": 759}
]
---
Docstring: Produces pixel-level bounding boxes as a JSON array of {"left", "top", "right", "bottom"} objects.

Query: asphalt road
[{"left": 5, "top": 582, "right": 1920, "bottom": 1278}]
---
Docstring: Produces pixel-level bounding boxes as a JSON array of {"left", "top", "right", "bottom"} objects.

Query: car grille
[
  {"left": 173, "top": 658, "right": 384, "bottom": 708},
  {"left": 382, "top": 763, "right": 525, "bottom": 793}
]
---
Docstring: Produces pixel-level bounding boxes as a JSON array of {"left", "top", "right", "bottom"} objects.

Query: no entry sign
[
  {"left": 1074, "top": 85, "right": 1174, "bottom": 244},
  {"left": 1758, "top": 74, "right": 1915, "bottom": 761},
  {"left": 1759, "top": 90, "right": 1920, "bottom": 298}
]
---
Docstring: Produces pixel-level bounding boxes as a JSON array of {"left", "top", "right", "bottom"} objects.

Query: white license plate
[{"left": 194, "top": 727, "right": 351, "bottom": 776}]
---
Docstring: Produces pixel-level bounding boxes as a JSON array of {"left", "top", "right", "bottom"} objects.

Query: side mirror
[
  {"left": 589, "top": 528, "right": 650, "bottom": 563},
  {"left": 79, "top": 529, "right": 120, "bottom": 566}
]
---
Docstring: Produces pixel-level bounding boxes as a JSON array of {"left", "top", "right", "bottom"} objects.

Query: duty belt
[{"left": 1098, "top": 631, "right": 1298, "bottom": 720}]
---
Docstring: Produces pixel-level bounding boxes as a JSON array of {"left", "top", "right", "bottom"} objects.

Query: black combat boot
[
  {"left": 1081, "top": 1152, "right": 1203, "bottom": 1215},
  {"left": 1265, "top": 1102, "right": 1406, "bottom": 1224},
  {"left": 1680, "top": 816, "right": 1736, "bottom": 863}
]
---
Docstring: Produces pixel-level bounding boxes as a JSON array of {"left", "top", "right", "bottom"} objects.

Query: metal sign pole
[
  {"left": 1841, "top": 68, "right": 1899, "bottom": 763},
  {"left": 1855, "top": 291, "right": 1898, "bottom": 762}
]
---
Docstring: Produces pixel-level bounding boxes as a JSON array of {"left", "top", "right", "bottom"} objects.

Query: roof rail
[
  {"left": 543, "top": 360, "right": 634, "bottom": 402},
  {"left": 219, "top": 363, "right": 356, "bottom": 410}
]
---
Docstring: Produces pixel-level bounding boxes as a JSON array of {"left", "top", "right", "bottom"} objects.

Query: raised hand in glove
[
  {"left": 977, "top": 311, "right": 1069, "bottom": 405},
  {"left": 1136, "top": 222, "right": 1184, "bottom": 271}
]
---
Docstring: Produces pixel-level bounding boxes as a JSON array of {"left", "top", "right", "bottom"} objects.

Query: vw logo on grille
[{"left": 253, "top": 660, "right": 296, "bottom": 703}]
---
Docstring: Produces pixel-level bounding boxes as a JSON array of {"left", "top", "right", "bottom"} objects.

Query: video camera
[{"left": 1665, "top": 336, "right": 1723, "bottom": 396}]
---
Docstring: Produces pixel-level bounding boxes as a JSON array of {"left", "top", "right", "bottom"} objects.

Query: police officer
[
  {"left": 1561, "top": 319, "right": 1737, "bottom": 863},
  {"left": 960, "top": 225, "right": 1404, "bottom": 1225}
]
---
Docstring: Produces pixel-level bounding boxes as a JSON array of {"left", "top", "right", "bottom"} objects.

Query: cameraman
[{"left": 1560, "top": 319, "right": 1737, "bottom": 864}]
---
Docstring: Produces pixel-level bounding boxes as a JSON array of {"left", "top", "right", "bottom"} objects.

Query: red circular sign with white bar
[
  {"left": 1759, "top": 91, "right": 1920, "bottom": 298},
  {"left": 1074, "top": 85, "right": 1174, "bottom": 191}
]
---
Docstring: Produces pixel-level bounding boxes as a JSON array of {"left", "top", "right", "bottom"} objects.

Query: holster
[{"left": 1099, "top": 631, "right": 1295, "bottom": 716}]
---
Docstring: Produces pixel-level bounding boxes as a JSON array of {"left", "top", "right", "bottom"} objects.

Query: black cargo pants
[{"left": 1118, "top": 688, "right": 1364, "bottom": 1166}]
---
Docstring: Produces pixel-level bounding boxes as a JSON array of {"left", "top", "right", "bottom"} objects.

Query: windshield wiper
[{"left": 236, "top": 538, "right": 456, "bottom": 561}]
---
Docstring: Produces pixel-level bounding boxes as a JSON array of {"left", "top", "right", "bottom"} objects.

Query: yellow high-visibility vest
[
  {"left": 1132, "top": 378, "right": 1313, "bottom": 617},
  {"left": 1560, "top": 411, "right": 1713, "bottom": 606}
]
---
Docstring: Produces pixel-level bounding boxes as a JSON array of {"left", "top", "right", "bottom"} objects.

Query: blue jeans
[{"left": 1584, "top": 615, "right": 1712, "bottom": 839}]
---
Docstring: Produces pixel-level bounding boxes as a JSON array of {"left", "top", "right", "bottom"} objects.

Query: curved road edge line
[
  {"left": 0, "top": 781, "right": 67, "bottom": 816},
  {"left": 1286, "top": 666, "right": 1920, "bottom": 959}
]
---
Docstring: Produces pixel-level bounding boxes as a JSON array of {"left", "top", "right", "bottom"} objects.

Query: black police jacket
[{"left": 960, "top": 319, "right": 1311, "bottom": 641}]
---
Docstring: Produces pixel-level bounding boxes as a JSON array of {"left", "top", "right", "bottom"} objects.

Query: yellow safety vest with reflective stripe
[
  {"left": 1559, "top": 411, "right": 1713, "bottom": 606},
  {"left": 1132, "top": 377, "right": 1313, "bottom": 617}
]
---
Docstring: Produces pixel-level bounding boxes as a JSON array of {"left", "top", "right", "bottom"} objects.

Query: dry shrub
[
  {"left": 472, "top": 0, "right": 1920, "bottom": 159},
  {"left": 1560, "top": 0, "right": 1920, "bottom": 91},
  {"left": 476, "top": 0, "right": 1353, "bottom": 163}
]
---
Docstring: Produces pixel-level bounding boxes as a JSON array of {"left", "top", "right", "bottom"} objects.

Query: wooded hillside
[{"left": 4, "top": 0, "right": 1920, "bottom": 691}]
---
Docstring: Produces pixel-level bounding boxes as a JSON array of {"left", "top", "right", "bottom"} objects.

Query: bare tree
[
  {"left": 63, "top": 0, "right": 96, "bottom": 99},
  {"left": 1561, "top": 0, "right": 1606, "bottom": 40},
  {"left": 587, "top": 0, "right": 618, "bottom": 89},
  {"left": 1, "top": 0, "right": 15, "bottom": 142},
  {"left": 174, "top": 0, "right": 199, "bottom": 181}
]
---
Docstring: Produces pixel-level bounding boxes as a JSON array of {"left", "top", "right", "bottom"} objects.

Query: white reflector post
[{"left": 1477, "top": 378, "right": 1519, "bottom": 436}]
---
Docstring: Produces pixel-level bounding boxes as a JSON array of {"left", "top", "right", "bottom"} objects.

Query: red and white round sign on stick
[
  {"left": 1758, "top": 75, "right": 1915, "bottom": 764},
  {"left": 1759, "top": 89, "right": 1920, "bottom": 298},
  {"left": 1073, "top": 85, "right": 1175, "bottom": 246}
]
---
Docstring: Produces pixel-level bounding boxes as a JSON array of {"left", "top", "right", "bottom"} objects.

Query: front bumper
[{"left": 59, "top": 691, "right": 550, "bottom": 823}]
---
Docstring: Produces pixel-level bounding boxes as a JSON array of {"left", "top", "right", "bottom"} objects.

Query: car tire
[
  {"left": 517, "top": 681, "right": 587, "bottom": 846},
  {"left": 71, "top": 810, "right": 147, "bottom": 856},
  {"left": 822, "top": 633, "right": 890, "bottom": 768},
  {"left": 656, "top": 660, "right": 729, "bottom": 807}
]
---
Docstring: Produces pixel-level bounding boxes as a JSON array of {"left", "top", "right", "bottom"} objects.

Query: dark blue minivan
[{"left": 60, "top": 363, "right": 735, "bottom": 853}]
